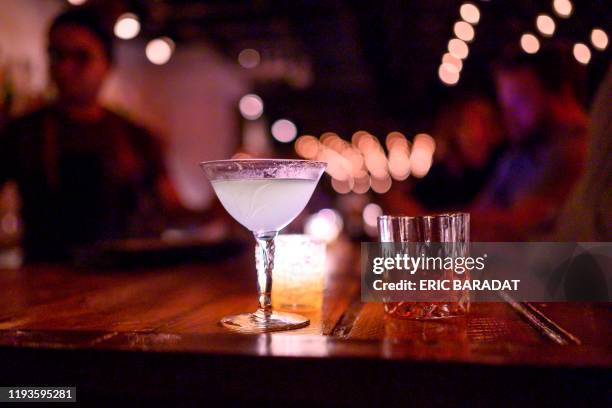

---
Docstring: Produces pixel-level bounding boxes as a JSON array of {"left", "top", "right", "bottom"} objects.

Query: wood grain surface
[{"left": 0, "top": 241, "right": 609, "bottom": 405}]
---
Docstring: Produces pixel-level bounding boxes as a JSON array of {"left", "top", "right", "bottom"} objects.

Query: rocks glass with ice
[{"left": 200, "top": 159, "right": 326, "bottom": 333}]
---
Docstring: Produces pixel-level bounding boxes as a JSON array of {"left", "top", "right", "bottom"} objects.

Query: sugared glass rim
[{"left": 200, "top": 158, "right": 326, "bottom": 167}]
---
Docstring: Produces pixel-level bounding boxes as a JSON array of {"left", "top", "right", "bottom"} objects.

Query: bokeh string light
[
  {"left": 352, "top": 174, "right": 371, "bottom": 194},
  {"left": 590, "top": 28, "right": 609, "bottom": 51},
  {"left": 362, "top": 203, "right": 383, "bottom": 236},
  {"left": 454, "top": 21, "right": 475, "bottom": 42},
  {"left": 459, "top": 3, "right": 480, "bottom": 25},
  {"left": 552, "top": 0, "right": 573, "bottom": 18},
  {"left": 271, "top": 119, "right": 298, "bottom": 143},
  {"left": 535, "top": 14, "right": 556, "bottom": 37},
  {"left": 520, "top": 33, "right": 540, "bottom": 54},
  {"left": 305, "top": 209, "right": 343, "bottom": 243},
  {"left": 439, "top": 3, "right": 481, "bottom": 86},
  {"left": 448, "top": 38, "right": 469, "bottom": 60},
  {"left": 330, "top": 178, "right": 352, "bottom": 194},
  {"left": 572, "top": 43, "right": 591, "bottom": 65},
  {"left": 231, "top": 152, "right": 253, "bottom": 159},
  {"left": 294, "top": 131, "right": 434, "bottom": 194},
  {"left": 370, "top": 175, "right": 392, "bottom": 194},
  {"left": 438, "top": 63, "right": 460, "bottom": 86},
  {"left": 442, "top": 53, "right": 463, "bottom": 72},
  {"left": 145, "top": 37, "right": 175, "bottom": 65},
  {"left": 114, "top": 13, "right": 140, "bottom": 40},
  {"left": 410, "top": 133, "right": 435, "bottom": 178},
  {"left": 294, "top": 135, "right": 320, "bottom": 159},
  {"left": 238, "top": 48, "right": 261, "bottom": 69},
  {"left": 239, "top": 94, "right": 264, "bottom": 120}
]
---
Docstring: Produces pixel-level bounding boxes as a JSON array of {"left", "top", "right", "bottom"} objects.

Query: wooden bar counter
[{"left": 0, "top": 242, "right": 609, "bottom": 405}]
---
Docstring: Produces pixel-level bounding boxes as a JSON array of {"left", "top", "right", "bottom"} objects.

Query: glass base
[
  {"left": 384, "top": 302, "right": 469, "bottom": 320},
  {"left": 220, "top": 309, "right": 309, "bottom": 334}
]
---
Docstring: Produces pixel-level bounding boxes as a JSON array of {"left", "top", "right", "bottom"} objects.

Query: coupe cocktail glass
[{"left": 200, "top": 159, "right": 326, "bottom": 333}]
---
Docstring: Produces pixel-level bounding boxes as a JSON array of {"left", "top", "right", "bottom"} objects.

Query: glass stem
[{"left": 254, "top": 231, "right": 278, "bottom": 316}]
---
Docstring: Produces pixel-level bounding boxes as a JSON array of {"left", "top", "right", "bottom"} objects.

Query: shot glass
[{"left": 377, "top": 213, "right": 470, "bottom": 319}]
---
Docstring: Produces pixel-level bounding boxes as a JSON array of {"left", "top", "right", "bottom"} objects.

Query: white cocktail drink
[
  {"left": 200, "top": 159, "right": 326, "bottom": 334},
  {"left": 211, "top": 178, "right": 318, "bottom": 233}
]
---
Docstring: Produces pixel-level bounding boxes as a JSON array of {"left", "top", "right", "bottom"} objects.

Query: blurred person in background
[
  {"left": 0, "top": 7, "right": 182, "bottom": 262},
  {"left": 382, "top": 94, "right": 505, "bottom": 216},
  {"left": 555, "top": 63, "right": 612, "bottom": 241},
  {"left": 472, "top": 45, "right": 589, "bottom": 240},
  {"left": 411, "top": 94, "right": 506, "bottom": 211}
]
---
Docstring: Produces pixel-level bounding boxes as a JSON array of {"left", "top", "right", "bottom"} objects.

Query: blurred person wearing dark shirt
[
  {"left": 0, "top": 7, "right": 181, "bottom": 262},
  {"left": 412, "top": 94, "right": 506, "bottom": 211},
  {"left": 556, "top": 64, "right": 612, "bottom": 241},
  {"left": 472, "top": 45, "right": 589, "bottom": 240}
]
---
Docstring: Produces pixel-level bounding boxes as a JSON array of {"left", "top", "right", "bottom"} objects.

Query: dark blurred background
[
  {"left": 0, "top": 0, "right": 610, "bottom": 265},
  {"left": 51, "top": 0, "right": 610, "bottom": 132}
]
